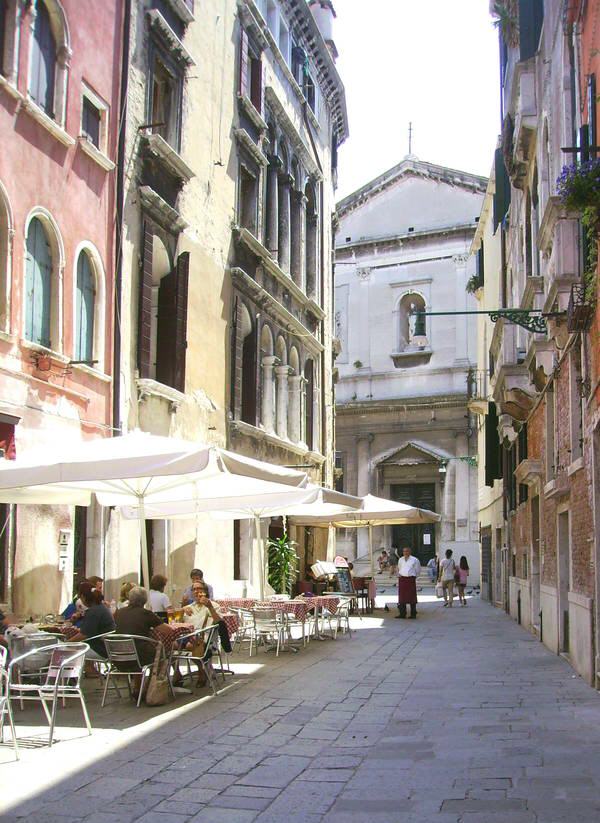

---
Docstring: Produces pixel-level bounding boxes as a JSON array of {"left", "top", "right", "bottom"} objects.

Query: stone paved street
[{"left": 4, "top": 593, "right": 600, "bottom": 822}]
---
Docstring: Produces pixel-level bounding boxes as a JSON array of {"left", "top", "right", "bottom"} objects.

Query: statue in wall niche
[{"left": 408, "top": 303, "right": 417, "bottom": 342}]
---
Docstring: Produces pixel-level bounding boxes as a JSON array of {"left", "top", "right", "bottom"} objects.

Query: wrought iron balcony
[{"left": 567, "top": 283, "right": 594, "bottom": 333}]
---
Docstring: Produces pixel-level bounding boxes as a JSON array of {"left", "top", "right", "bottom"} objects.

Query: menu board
[{"left": 336, "top": 568, "right": 354, "bottom": 594}]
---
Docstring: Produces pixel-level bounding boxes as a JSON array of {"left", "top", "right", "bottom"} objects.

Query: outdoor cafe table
[
  {"left": 151, "top": 613, "right": 240, "bottom": 654},
  {"left": 217, "top": 596, "right": 341, "bottom": 640}
]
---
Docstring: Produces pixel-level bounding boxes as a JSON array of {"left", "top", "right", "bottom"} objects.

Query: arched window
[
  {"left": 288, "top": 346, "right": 301, "bottom": 442},
  {"left": 29, "top": 0, "right": 56, "bottom": 116},
  {"left": 0, "top": 181, "right": 11, "bottom": 333},
  {"left": 74, "top": 251, "right": 95, "bottom": 362},
  {"left": 240, "top": 304, "right": 257, "bottom": 425},
  {"left": 398, "top": 292, "right": 428, "bottom": 351},
  {"left": 25, "top": 217, "right": 53, "bottom": 347},
  {"left": 260, "top": 323, "right": 275, "bottom": 431}
]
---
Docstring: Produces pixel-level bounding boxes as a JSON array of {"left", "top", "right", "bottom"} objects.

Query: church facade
[{"left": 334, "top": 157, "right": 486, "bottom": 580}]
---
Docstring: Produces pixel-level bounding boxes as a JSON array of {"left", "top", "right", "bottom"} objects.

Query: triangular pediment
[{"left": 380, "top": 442, "right": 442, "bottom": 466}]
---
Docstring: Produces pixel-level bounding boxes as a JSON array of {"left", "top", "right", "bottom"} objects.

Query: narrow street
[{"left": 4, "top": 594, "right": 600, "bottom": 823}]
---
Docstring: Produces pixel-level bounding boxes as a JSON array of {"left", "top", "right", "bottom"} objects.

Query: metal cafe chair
[
  {"left": 101, "top": 634, "right": 171, "bottom": 708},
  {"left": 0, "top": 645, "right": 7, "bottom": 672},
  {"left": 0, "top": 668, "right": 18, "bottom": 760},
  {"left": 233, "top": 608, "right": 255, "bottom": 655},
  {"left": 250, "top": 607, "right": 286, "bottom": 657},
  {"left": 7, "top": 642, "right": 91, "bottom": 747},
  {"left": 169, "top": 625, "right": 220, "bottom": 695},
  {"left": 322, "top": 596, "right": 353, "bottom": 640},
  {"left": 8, "top": 636, "right": 61, "bottom": 710}
]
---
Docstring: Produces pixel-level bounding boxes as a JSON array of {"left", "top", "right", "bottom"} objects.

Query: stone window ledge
[
  {"left": 143, "top": 133, "right": 194, "bottom": 182},
  {"left": 21, "top": 98, "right": 75, "bottom": 147},
  {"left": 567, "top": 456, "right": 584, "bottom": 477},
  {"left": 78, "top": 137, "right": 115, "bottom": 171},
  {"left": 165, "top": 0, "right": 195, "bottom": 24},
  {"left": 139, "top": 186, "right": 188, "bottom": 233},
  {"left": 137, "top": 378, "right": 185, "bottom": 410},
  {"left": 391, "top": 349, "right": 432, "bottom": 368},
  {"left": 230, "top": 418, "right": 325, "bottom": 464},
  {"left": 235, "top": 129, "right": 268, "bottom": 167},
  {"left": 237, "top": 93, "right": 268, "bottom": 132},
  {"left": 0, "top": 75, "right": 21, "bottom": 101},
  {"left": 20, "top": 338, "right": 69, "bottom": 364},
  {"left": 70, "top": 362, "right": 111, "bottom": 383}
]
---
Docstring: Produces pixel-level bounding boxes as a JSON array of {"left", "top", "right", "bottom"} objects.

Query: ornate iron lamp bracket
[{"left": 488, "top": 310, "right": 548, "bottom": 334}]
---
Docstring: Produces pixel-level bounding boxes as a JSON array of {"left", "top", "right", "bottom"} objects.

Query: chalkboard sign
[{"left": 336, "top": 568, "right": 354, "bottom": 594}]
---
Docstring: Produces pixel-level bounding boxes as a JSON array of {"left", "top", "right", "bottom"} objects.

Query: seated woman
[
  {"left": 61, "top": 580, "right": 90, "bottom": 622},
  {"left": 117, "top": 581, "right": 135, "bottom": 609},
  {"left": 69, "top": 588, "right": 115, "bottom": 661},
  {"left": 178, "top": 581, "right": 226, "bottom": 686},
  {"left": 148, "top": 574, "right": 171, "bottom": 614}
]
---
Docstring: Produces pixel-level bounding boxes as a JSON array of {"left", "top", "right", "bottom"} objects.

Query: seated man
[
  {"left": 181, "top": 568, "right": 214, "bottom": 605},
  {"left": 70, "top": 588, "right": 115, "bottom": 661},
  {"left": 377, "top": 550, "right": 389, "bottom": 572}
]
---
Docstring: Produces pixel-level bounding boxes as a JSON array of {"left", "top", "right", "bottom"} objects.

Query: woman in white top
[
  {"left": 438, "top": 549, "right": 456, "bottom": 608},
  {"left": 148, "top": 574, "right": 171, "bottom": 613}
]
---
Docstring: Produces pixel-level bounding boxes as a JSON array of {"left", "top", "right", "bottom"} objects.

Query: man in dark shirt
[
  {"left": 71, "top": 590, "right": 115, "bottom": 659},
  {"left": 114, "top": 587, "right": 164, "bottom": 666}
]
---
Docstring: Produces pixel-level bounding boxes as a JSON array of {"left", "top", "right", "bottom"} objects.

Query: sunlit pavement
[{"left": 3, "top": 595, "right": 600, "bottom": 822}]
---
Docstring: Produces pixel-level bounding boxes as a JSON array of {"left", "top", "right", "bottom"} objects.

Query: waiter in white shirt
[{"left": 397, "top": 546, "right": 421, "bottom": 619}]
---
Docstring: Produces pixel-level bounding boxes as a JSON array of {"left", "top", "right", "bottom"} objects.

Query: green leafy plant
[
  {"left": 267, "top": 533, "right": 298, "bottom": 595},
  {"left": 353, "top": 359, "right": 363, "bottom": 369},
  {"left": 557, "top": 162, "right": 600, "bottom": 305},
  {"left": 493, "top": 1, "right": 519, "bottom": 48},
  {"left": 466, "top": 273, "right": 484, "bottom": 294}
]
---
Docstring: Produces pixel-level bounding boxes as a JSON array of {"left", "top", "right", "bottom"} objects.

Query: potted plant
[
  {"left": 267, "top": 532, "right": 299, "bottom": 595},
  {"left": 557, "top": 160, "right": 600, "bottom": 309}
]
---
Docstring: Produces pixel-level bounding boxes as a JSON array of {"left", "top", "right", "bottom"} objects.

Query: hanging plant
[
  {"left": 557, "top": 160, "right": 600, "bottom": 305},
  {"left": 493, "top": 1, "right": 519, "bottom": 48},
  {"left": 466, "top": 273, "right": 484, "bottom": 294},
  {"left": 267, "top": 533, "right": 298, "bottom": 595}
]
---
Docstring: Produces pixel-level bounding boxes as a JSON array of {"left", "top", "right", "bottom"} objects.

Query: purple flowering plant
[{"left": 556, "top": 159, "right": 600, "bottom": 211}]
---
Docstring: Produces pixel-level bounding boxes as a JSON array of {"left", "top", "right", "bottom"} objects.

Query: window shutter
[
  {"left": 493, "top": 147, "right": 511, "bottom": 232},
  {"left": 156, "top": 269, "right": 177, "bottom": 388},
  {"left": 519, "top": 0, "right": 544, "bottom": 62},
  {"left": 138, "top": 222, "right": 153, "bottom": 378},
  {"left": 485, "top": 403, "right": 501, "bottom": 487},
  {"left": 25, "top": 217, "right": 52, "bottom": 348},
  {"left": 588, "top": 74, "right": 597, "bottom": 157},
  {"left": 239, "top": 28, "right": 249, "bottom": 97},
  {"left": 173, "top": 251, "right": 189, "bottom": 393},
  {"left": 75, "top": 253, "right": 95, "bottom": 362},
  {"left": 29, "top": 0, "right": 56, "bottom": 116},
  {"left": 250, "top": 55, "right": 262, "bottom": 113}
]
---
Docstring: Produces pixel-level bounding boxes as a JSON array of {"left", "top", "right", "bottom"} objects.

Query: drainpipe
[
  {"left": 517, "top": 588, "right": 521, "bottom": 625},
  {"left": 112, "top": 0, "right": 132, "bottom": 437},
  {"left": 539, "top": 609, "right": 543, "bottom": 644}
]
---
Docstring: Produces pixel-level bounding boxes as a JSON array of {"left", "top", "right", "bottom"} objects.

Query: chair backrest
[
  {"left": 252, "top": 608, "right": 279, "bottom": 629},
  {"left": 103, "top": 635, "right": 143, "bottom": 667},
  {"left": 44, "top": 643, "right": 87, "bottom": 687},
  {"left": 352, "top": 577, "right": 366, "bottom": 592}
]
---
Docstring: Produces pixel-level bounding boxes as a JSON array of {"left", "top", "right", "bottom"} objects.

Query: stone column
[
  {"left": 275, "top": 365, "right": 290, "bottom": 440},
  {"left": 356, "top": 434, "right": 373, "bottom": 561},
  {"left": 288, "top": 375, "right": 303, "bottom": 443},
  {"left": 306, "top": 213, "right": 318, "bottom": 299},
  {"left": 453, "top": 254, "right": 470, "bottom": 365},
  {"left": 261, "top": 355, "right": 277, "bottom": 433},
  {"left": 454, "top": 434, "right": 469, "bottom": 542},
  {"left": 265, "top": 158, "right": 280, "bottom": 259},
  {"left": 291, "top": 191, "right": 307, "bottom": 290},
  {"left": 278, "top": 174, "right": 292, "bottom": 274}
]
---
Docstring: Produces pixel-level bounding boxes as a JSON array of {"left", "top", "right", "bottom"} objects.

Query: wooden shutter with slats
[
  {"left": 173, "top": 251, "right": 189, "bottom": 393},
  {"left": 138, "top": 222, "right": 154, "bottom": 378}
]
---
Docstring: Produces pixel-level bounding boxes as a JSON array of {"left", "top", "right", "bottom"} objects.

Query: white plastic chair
[
  {"left": 0, "top": 668, "right": 18, "bottom": 759},
  {"left": 8, "top": 642, "right": 91, "bottom": 747}
]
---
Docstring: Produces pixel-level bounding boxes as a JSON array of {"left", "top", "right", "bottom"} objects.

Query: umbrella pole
[
  {"left": 254, "top": 514, "right": 264, "bottom": 600},
  {"left": 369, "top": 524, "right": 374, "bottom": 579},
  {"left": 139, "top": 498, "right": 150, "bottom": 590}
]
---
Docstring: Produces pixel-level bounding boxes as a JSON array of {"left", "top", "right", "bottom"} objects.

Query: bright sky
[{"left": 334, "top": 0, "right": 501, "bottom": 199}]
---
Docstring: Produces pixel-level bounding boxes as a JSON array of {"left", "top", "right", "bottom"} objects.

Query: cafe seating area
[{"left": 0, "top": 592, "right": 356, "bottom": 760}]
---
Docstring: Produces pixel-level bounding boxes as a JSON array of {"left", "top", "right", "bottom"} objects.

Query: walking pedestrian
[
  {"left": 457, "top": 556, "right": 469, "bottom": 606},
  {"left": 426, "top": 555, "right": 437, "bottom": 584},
  {"left": 439, "top": 549, "right": 456, "bottom": 608},
  {"left": 396, "top": 546, "right": 421, "bottom": 619}
]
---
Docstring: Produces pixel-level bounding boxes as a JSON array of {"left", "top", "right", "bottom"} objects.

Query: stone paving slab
[{"left": 5, "top": 593, "right": 600, "bottom": 823}]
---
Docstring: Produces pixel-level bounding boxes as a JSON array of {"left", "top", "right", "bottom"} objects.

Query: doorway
[
  {"left": 531, "top": 495, "right": 541, "bottom": 633},
  {"left": 73, "top": 506, "right": 87, "bottom": 596},
  {"left": 557, "top": 511, "right": 570, "bottom": 654},
  {"left": 494, "top": 527, "right": 502, "bottom": 604},
  {"left": 481, "top": 526, "right": 492, "bottom": 601},
  {"left": 390, "top": 483, "right": 436, "bottom": 564}
]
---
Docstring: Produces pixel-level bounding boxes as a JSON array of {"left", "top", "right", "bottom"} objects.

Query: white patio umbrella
[
  {"left": 120, "top": 484, "right": 356, "bottom": 597},
  {"left": 288, "top": 493, "right": 441, "bottom": 577},
  {"left": 0, "top": 431, "right": 313, "bottom": 589}
]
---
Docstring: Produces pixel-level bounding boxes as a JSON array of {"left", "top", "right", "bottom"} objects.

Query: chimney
[{"left": 308, "top": 0, "right": 338, "bottom": 61}]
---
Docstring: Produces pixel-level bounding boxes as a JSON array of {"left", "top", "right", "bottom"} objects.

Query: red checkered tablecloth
[
  {"left": 217, "top": 597, "right": 340, "bottom": 621},
  {"left": 150, "top": 613, "right": 240, "bottom": 655},
  {"left": 215, "top": 598, "right": 256, "bottom": 611}
]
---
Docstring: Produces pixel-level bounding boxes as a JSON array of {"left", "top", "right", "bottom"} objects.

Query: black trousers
[{"left": 398, "top": 602, "right": 417, "bottom": 618}]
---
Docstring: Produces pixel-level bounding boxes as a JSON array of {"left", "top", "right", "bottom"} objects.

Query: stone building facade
[
  {"left": 0, "top": 0, "right": 124, "bottom": 613},
  {"left": 334, "top": 158, "right": 486, "bottom": 578},
  {"left": 476, "top": 0, "right": 600, "bottom": 685}
]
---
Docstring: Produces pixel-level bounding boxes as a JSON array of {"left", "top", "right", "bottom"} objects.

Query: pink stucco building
[{"left": 0, "top": 0, "right": 124, "bottom": 612}]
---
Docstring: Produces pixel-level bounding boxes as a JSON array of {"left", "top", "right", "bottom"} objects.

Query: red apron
[{"left": 398, "top": 576, "right": 417, "bottom": 605}]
